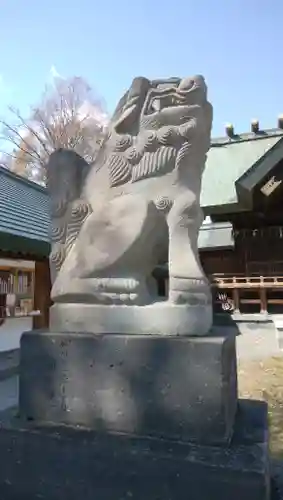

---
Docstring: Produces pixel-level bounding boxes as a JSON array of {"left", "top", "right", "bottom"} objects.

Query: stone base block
[
  {"left": 19, "top": 329, "right": 237, "bottom": 445},
  {"left": 50, "top": 302, "right": 212, "bottom": 336},
  {"left": 0, "top": 400, "right": 269, "bottom": 500}
]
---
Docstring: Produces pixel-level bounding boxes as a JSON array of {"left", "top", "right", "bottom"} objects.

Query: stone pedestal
[
  {"left": 49, "top": 303, "right": 213, "bottom": 337},
  {"left": 0, "top": 327, "right": 270, "bottom": 499},
  {"left": 19, "top": 330, "right": 237, "bottom": 445}
]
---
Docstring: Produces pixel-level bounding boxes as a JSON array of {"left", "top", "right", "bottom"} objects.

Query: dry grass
[{"left": 238, "top": 356, "right": 283, "bottom": 459}]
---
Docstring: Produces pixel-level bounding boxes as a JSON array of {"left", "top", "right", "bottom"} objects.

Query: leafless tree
[
  {"left": 0, "top": 76, "right": 108, "bottom": 184},
  {"left": 0, "top": 152, "right": 12, "bottom": 170}
]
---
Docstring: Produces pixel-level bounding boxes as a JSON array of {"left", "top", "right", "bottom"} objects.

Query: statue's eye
[
  {"left": 148, "top": 96, "right": 183, "bottom": 113},
  {"left": 146, "top": 99, "right": 161, "bottom": 114},
  {"left": 151, "top": 99, "right": 161, "bottom": 112}
]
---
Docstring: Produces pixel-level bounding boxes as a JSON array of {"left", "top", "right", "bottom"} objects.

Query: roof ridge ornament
[{"left": 225, "top": 123, "right": 234, "bottom": 138}]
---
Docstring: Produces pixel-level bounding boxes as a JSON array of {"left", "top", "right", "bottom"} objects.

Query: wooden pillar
[
  {"left": 232, "top": 277, "right": 240, "bottom": 313},
  {"left": 33, "top": 259, "right": 52, "bottom": 329},
  {"left": 232, "top": 288, "right": 240, "bottom": 314},
  {"left": 259, "top": 287, "right": 267, "bottom": 314},
  {"left": 259, "top": 277, "right": 267, "bottom": 314}
]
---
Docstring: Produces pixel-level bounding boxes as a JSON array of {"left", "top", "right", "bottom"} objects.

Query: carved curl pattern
[{"left": 50, "top": 244, "right": 66, "bottom": 272}]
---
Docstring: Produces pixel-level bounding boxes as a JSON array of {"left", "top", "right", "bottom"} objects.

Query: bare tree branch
[
  {"left": 0, "top": 119, "right": 43, "bottom": 163},
  {"left": 0, "top": 76, "right": 108, "bottom": 183},
  {"left": 8, "top": 106, "right": 51, "bottom": 157}
]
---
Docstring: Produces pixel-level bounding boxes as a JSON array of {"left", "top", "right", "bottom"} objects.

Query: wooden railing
[
  {"left": 211, "top": 274, "right": 283, "bottom": 314},
  {"left": 212, "top": 275, "right": 283, "bottom": 288}
]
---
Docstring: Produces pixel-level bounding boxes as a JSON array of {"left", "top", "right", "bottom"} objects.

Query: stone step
[
  {"left": 0, "top": 349, "right": 19, "bottom": 382},
  {"left": 0, "top": 400, "right": 270, "bottom": 500},
  {"left": 0, "top": 375, "right": 18, "bottom": 412}
]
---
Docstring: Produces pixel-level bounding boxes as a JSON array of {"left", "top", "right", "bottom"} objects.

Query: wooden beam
[
  {"left": 0, "top": 249, "right": 46, "bottom": 262},
  {"left": 33, "top": 260, "right": 52, "bottom": 329}
]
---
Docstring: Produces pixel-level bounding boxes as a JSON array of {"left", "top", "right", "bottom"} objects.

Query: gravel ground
[
  {"left": 272, "top": 460, "right": 283, "bottom": 499},
  {"left": 233, "top": 322, "right": 281, "bottom": 361}
]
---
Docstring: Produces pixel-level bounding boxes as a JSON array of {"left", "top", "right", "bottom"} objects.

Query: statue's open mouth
[
  {"left": 143, "top": 76, "right": 206, "bottom": 116},
  {"left": 113, "top": 76, "right": 207, "bottom": 135},
  {"left": 147, "top": 95, "right": 187, "bottom": 113}
]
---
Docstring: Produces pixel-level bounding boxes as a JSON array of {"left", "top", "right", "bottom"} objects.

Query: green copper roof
[
  {"left": 0, "top": 167, "right": 49, "bottom": 255},
  {"left": 0, "top": 232, "right": 50, "bottom": 257},
  {"left": 201, "top": 129, "right": 283, "bottom": 210}
]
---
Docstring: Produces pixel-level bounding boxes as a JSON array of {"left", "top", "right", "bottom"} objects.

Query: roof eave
[{"left": 235, "top": 136, "right": 283, "bottom": 207}]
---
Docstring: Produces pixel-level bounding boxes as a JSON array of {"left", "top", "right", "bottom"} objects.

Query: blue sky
[{"left": 0, "top": 0, "right": 282, "bottom": 136}]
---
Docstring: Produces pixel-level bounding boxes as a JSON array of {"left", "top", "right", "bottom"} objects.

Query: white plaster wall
[{"left": 0, "top": 318, "right": 32, "bottom": 352}]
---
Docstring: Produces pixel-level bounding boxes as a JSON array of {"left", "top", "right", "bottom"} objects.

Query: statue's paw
[
  {"left": 51, "top": 276, "right": 153, "bottom": 306},
  {"left": 168, "top": 277, "right": 211, "bottom": 306}
]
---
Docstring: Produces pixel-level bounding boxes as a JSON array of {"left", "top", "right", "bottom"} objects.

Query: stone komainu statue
[{"left": 47, "top": 75, "right": 213, "bottom": 335}]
